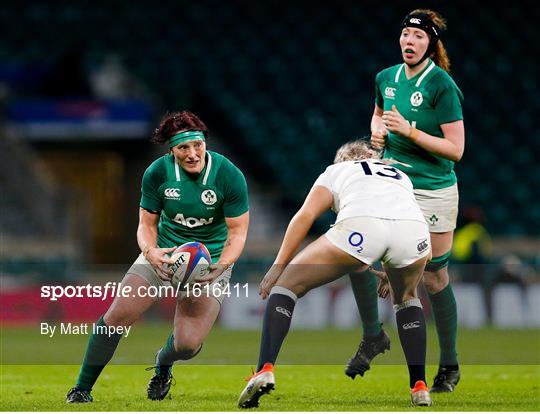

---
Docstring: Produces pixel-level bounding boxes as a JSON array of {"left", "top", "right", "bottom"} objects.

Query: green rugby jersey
[
  {"left": 375, "top": 59, "right": 464, "bottom": 190},
  {"left": 140, "top": 150, "right": 248, "bottom": 260}
]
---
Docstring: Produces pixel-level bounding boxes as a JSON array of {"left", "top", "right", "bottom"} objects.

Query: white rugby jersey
[{"left": 313, "top": 159, "right": 426, "bottom": 223}]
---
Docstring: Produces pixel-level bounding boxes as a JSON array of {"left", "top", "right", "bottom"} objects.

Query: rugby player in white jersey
[{"left": 238, "top": 139, "right": 432, "bottom": 408}]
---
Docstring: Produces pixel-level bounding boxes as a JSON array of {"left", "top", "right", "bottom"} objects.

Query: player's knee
[
  {"left": 290, "top": 283, "right": 309, "bottom": 298},
  {"left": 392, "top": 285, "right": 417, "bottom": 305},
  {"left": 103, "top": 309, "right": 137, "bottom": 328},
  {"left": 277, "top": 280, "right": 308, "bottom": 298},
  {"left": 173, "top": 340, "right": 202, "bottom": 360},
  {"left": 422, "top": 252, "right": 450, "bottom": 292},
  {"left": 422, "top": 269, "right": 449, "bottom": 294}
]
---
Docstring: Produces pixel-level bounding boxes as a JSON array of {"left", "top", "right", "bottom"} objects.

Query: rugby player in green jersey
[
  {"left": 346, "top": 9, "right": 464, "bottom": 393},
  {"left": 66, "top": 111, "right": 249, "bottom": 403}
]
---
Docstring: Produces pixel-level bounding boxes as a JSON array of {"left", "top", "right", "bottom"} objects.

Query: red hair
[
  {"left": 409, "top": 9, "right": 451, "bottom": 72},
  {"left": 151, "top": 111, "right": 209, "bottom": 144}
]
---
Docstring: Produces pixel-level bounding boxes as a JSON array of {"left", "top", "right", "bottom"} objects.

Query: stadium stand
[
  {"left": 1, "top": 1, "right": 537, "bottom": 236},
  {"left": 0, "top": 133, "right": 75, "bottom": 279}
]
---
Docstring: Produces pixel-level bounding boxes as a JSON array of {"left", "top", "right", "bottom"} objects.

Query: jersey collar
[
  {"left": 395, "top": 59, "right": 435, "bottom": 87},
  {"left": 173, "top": 152, "right": 213, "bottom": 184}
]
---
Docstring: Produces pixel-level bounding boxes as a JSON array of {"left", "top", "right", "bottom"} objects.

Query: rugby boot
[
  {"left": 66, "top": 387, "right": 93, "bottom": 403},
  {"left": 411, "top": 380, "right": 432, "bottom": 406},
  {"left": 238, "top": 363, "right": 275, "bottom": 408},
  {"left": 430, "top": 365, "right": 460, "bottom": 393},
  {"left": 345, "top": 328, "right": 391, "bottom": 379}
]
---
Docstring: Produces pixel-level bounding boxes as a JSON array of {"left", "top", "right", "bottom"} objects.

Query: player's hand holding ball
[
  {"left": 144, "top": 246, "right": 177, "bottom": 281},
  {"left": 382, "top": 105, "right": 410, "bottom": 138},
  {"left": 194, "top": 261, "right": 229, "bottom": 284}
]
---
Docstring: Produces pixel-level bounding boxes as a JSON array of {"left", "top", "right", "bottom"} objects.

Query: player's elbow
[
  {"left": 293, "top": 209, "right": 317, "bottom": 227},
  {"left": 446, "top": 142, "right": 464, "bottom": 162},
  {"left": 451, "top": 147, "right": 464, "bottom": 162}
]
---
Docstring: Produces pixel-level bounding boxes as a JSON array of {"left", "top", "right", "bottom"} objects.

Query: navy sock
[
  {"left": 395, "top": 299, "right": 427, "bottom": 388},
  {"left": 257, "top": 287, "right": 297, "bottom": 371}
]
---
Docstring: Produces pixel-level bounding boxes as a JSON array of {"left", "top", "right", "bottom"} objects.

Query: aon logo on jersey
[{"left": 173, "top": 213, "right": 214, "bottom": 228}]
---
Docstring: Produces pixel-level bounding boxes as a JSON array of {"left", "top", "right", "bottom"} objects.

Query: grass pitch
[
  {"left": 1, "top": 325, "right": 539, "bottom": 411},
  {"left": 1, "top": 364, "right": 539, "bottom": 411}
]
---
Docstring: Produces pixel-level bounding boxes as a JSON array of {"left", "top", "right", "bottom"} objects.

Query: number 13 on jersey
[{"left": 355, "top": 161, "right": 402, "bottom": 180}]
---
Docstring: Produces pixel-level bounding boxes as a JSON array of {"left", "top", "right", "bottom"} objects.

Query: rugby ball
[{"left": 167, "top": 242, "right": 211, "bottom": 290}]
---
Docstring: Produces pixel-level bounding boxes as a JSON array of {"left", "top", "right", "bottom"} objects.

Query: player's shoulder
[
  {"left": 324, "top": 161, "right": 344, "bottom": 172},
  {"left": 428, "top": 66, "right": 462, "bottom": 92},
  {"left": 375, "top": 64, "right": 403, "bottom": 83},
  {"left": 209, "top": 151, "right": 245, "bottom": 179},
  {"left": 144, "top": 154, "right": 170, "bottom": 178},
  {"left": 209, "top": 151, "right": 234, "bottom": 171},
  {"left": 429, "top": 69, "right": 464, "bottom": 102},
  {"left": 324, "top": 160, "right": 356, "bottom": 174},
  {"left": 207, "top": 150, "right": 226, "bottom": 165}
]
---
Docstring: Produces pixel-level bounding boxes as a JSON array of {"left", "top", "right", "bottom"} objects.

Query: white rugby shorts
[
  {"left": 414, "top": 183, "right": 459, "bottom": 233},
  {"left": 325, "top": 217, "right": 430, "bottom": 268}
]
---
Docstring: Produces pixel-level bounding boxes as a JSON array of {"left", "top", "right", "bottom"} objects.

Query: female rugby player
[
  {"left": 66, "top": 111, "right": 249, "bottom": 403},
  {"left": 347, "top": 9, "right": 464, "bottom": 392},
  {"left": 238, "top": 140, "right": 433, "bottom": 408}
]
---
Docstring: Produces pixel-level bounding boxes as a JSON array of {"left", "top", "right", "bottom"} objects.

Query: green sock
[
  {"left": 76, "top": 316, "right": 122, "bottom": 391},
  {"left": 156, "top": 332, "right": 176, "bottom": 374},
  {"left": 349, "top": 271, "right": 381, "bottom": 338},
  {"left": 428, "top": 284, "right": 459, "bottom": 366}
]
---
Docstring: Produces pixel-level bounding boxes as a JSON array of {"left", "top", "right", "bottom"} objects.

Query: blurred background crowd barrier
[{"left": 1, "top": 1, "right": 538, "bottom": 329}]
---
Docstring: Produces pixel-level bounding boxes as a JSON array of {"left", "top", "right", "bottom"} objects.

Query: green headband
[{"left": 168, "top": 130, "right": 206, "bottom": 148}]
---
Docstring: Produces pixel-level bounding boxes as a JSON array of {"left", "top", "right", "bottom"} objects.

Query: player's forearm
[
  {"left": 408, "top": 128, "right": 463, "bottom": 162},
  {"left": 137, "top": 224, "right": 158, "bottom": 256},
  {"left": 274, "top": 212, "right": 313, "bottom": 265},
  {"left": 371, "top": 114, "right": 385, "bottom": 134},
  {"left": 218, "top": 230, "right": 247, "bottom": 266}
]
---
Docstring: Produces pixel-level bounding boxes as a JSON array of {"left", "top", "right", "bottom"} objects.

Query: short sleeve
[
  {"left": 222, "top": 162, "right": 249, "bottom": 218},
  {"left": 313, "top": 167, "right": 332, "bottom": 191},
  {"left": 375, "top": 71, "right": 384, "bottom": 108},
  {"left": 434, "top": 84, "right": 464, "bottom": 125},
  {"left": 140, "top": 166, "right": 163, "bottom": 213}
]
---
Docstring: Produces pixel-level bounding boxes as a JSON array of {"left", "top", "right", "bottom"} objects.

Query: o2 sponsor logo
[{"left": 348, "top": 232, "right": 364, "bottom": 253}]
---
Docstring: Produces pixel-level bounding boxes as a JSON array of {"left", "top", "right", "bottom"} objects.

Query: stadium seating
[
  {"left": 0, "top": 134, "right": 72, "bottom": 279},
  {"left": 1, "top": 0, "right": 538, "bottom": 235}
]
